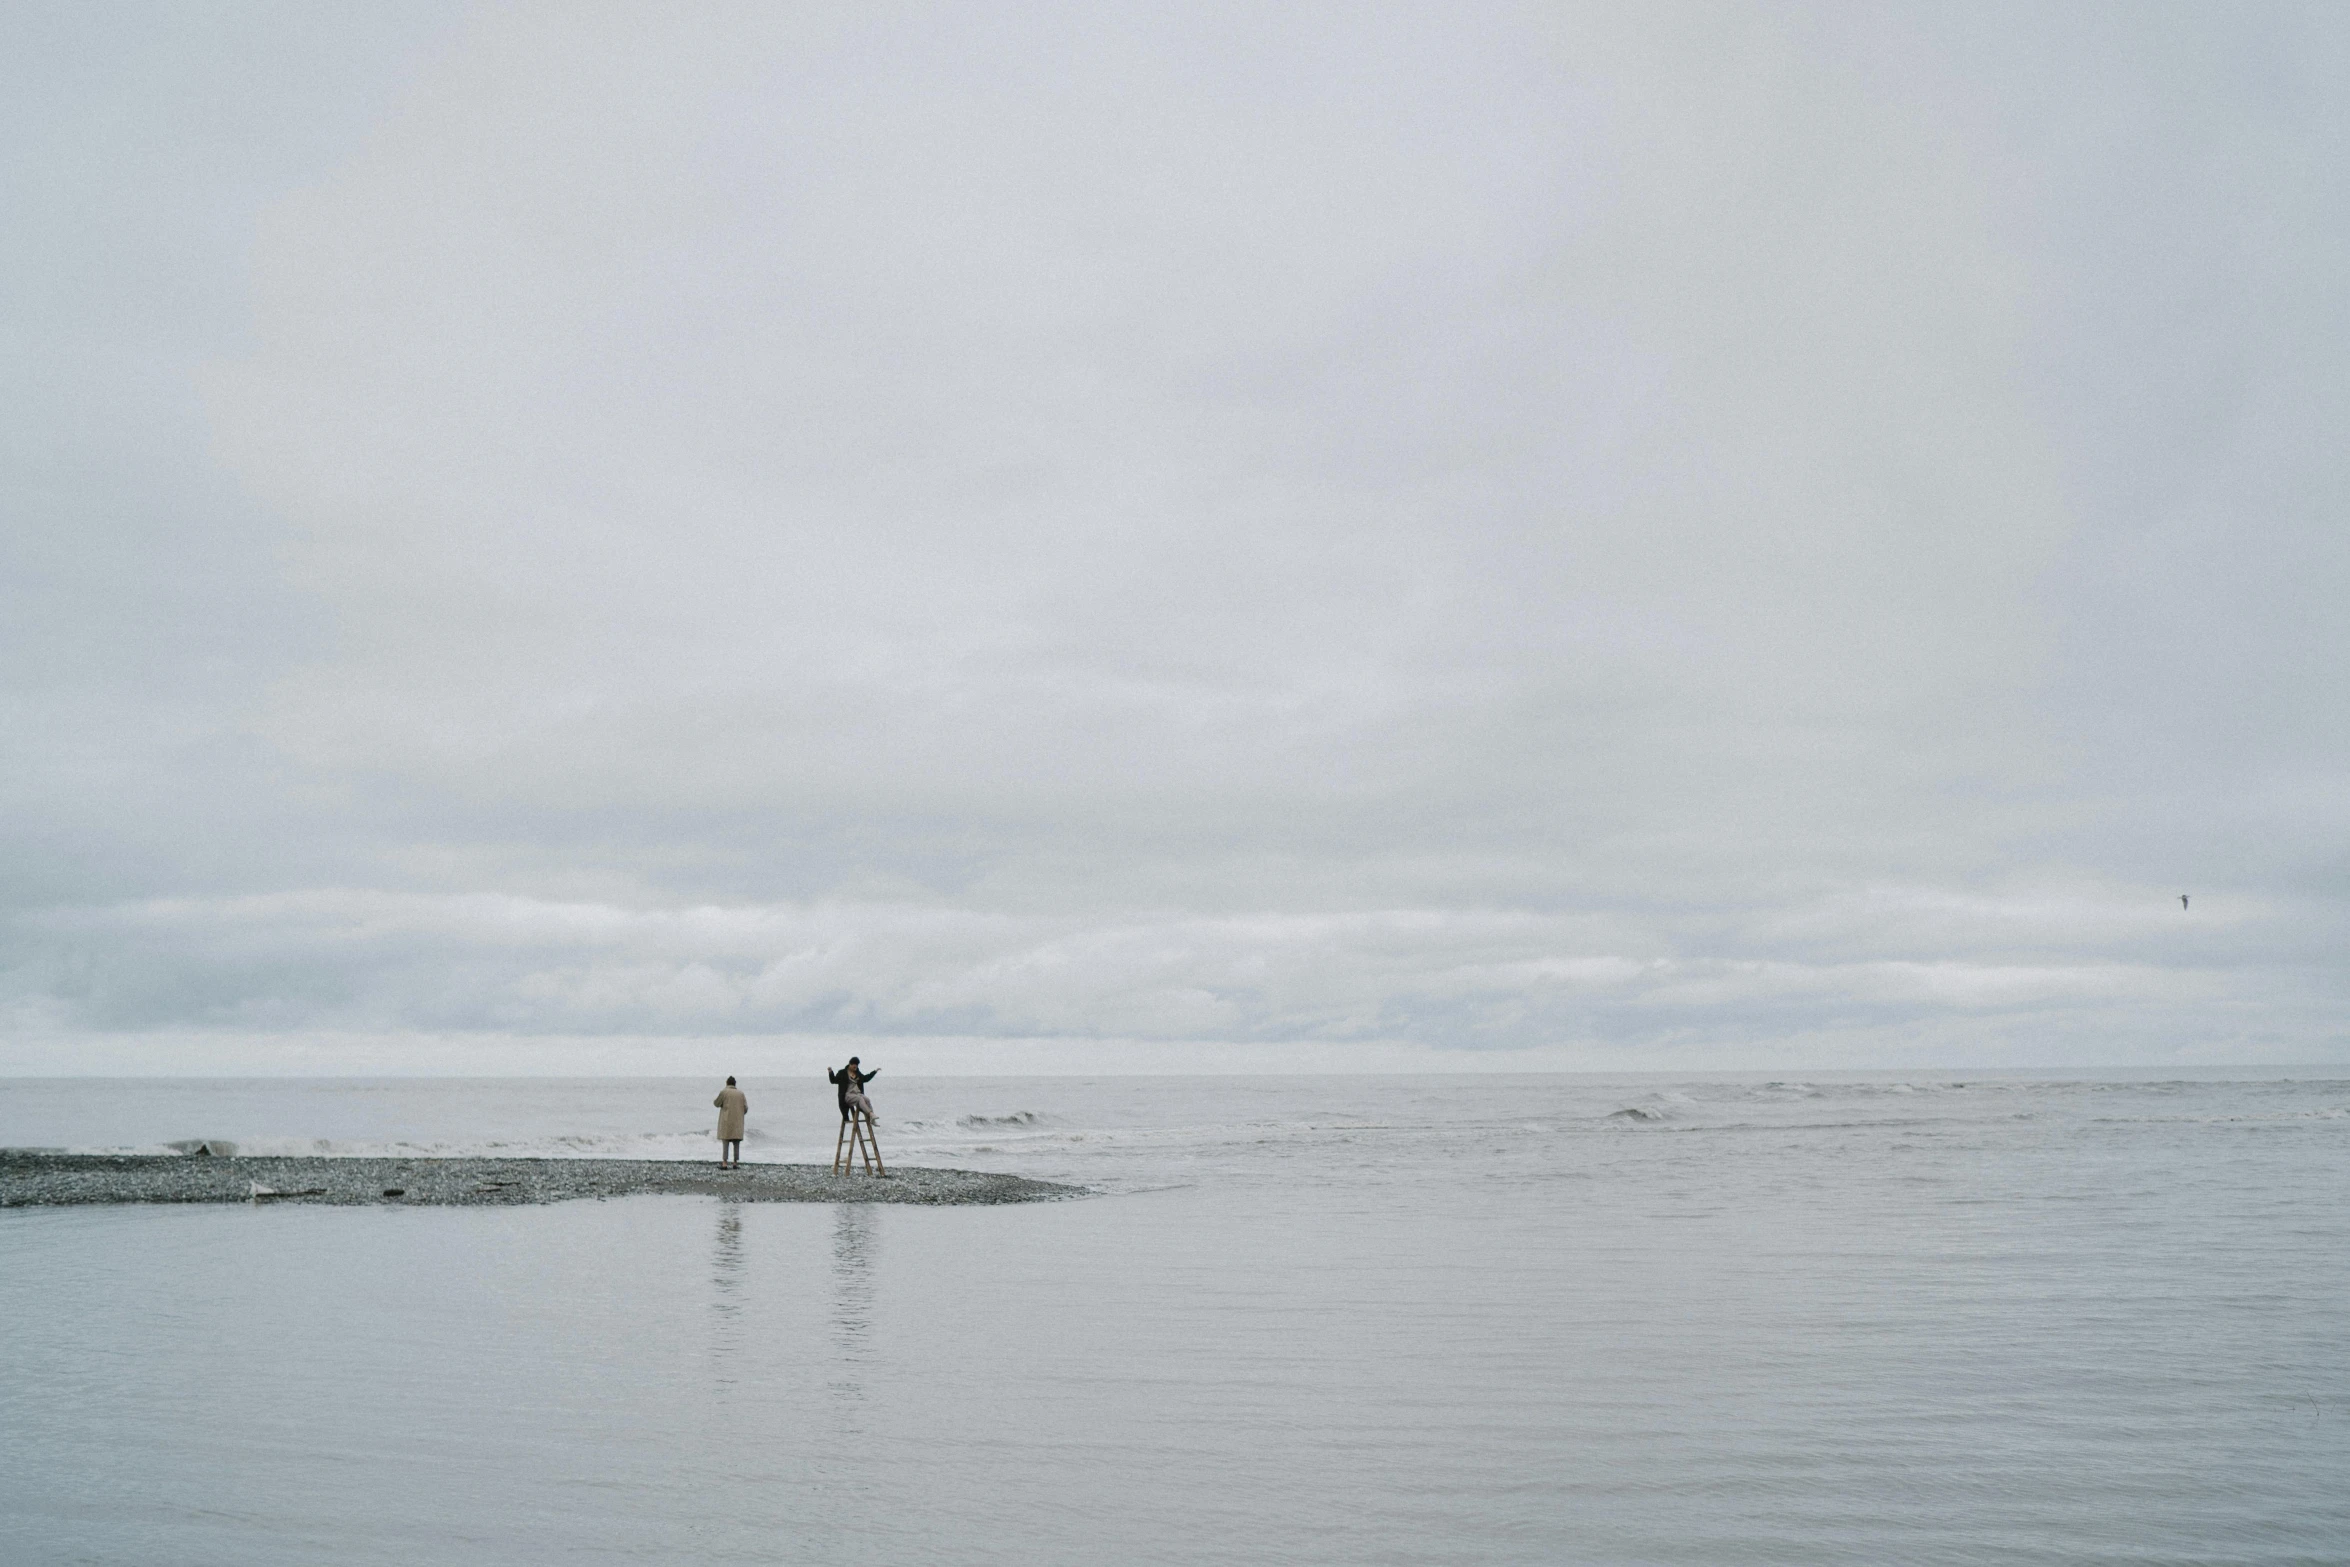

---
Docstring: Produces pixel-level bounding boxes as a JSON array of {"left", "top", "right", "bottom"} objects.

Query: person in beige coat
[{"left": 713, "top": 1077, "right": 748, "bottom": 1169}]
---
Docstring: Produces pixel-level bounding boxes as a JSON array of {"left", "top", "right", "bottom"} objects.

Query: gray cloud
[
  {"left": 9, "top": 882, "right": 2336, "bottom": 1063},
  {"left": 5, "top": 2, "right": 2345, "bottom": 1072}
]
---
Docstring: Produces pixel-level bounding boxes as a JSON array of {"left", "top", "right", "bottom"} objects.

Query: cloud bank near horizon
[{"left": 4, "top": 2, "right": 2345, "bottom": 1073}]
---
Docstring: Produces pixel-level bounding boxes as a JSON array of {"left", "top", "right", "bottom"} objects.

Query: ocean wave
[
  {"left": 1605, "top": 1087, "right": 1697, "bottom": 1123},
  {"left": 2089, "top": 1107, "right": 2349, "bottom": 1126},
  {"left": 78, "top": 1129, "right": 797, "bottom": 1163}
]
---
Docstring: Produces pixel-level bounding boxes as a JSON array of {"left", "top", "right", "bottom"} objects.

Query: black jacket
[{"left": 826, "top": 1064, "right": 877, "bottom": 1115}]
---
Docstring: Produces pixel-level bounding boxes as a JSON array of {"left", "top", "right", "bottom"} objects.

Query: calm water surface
[{"left": 3, "top": 1073, "right": 2346, "bottom": 1564}]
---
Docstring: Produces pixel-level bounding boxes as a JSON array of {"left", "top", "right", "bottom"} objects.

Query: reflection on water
[
  {"left": 11, "top": 1076, "right": 2348, "bottom": 1566},
  {"left": 710, "top": 1200, "right": 743, "bottom": 1391},
  {"left": 828, "top": 1205, "right": 876, "bottom": 1410}
]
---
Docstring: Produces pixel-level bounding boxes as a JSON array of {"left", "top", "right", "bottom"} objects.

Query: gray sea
[{"left": 3, "top": 1071, "right": 2346, "bottom": 1565}]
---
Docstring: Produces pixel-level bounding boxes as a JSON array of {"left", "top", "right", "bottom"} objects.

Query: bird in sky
[{"left": 2180, "top": 894, "right": 2190, "bottom": 911}]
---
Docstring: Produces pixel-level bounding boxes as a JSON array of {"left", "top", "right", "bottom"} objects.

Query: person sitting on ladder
[{"left": 828, "top": 1056, "right": 878, "bottom": 1122}]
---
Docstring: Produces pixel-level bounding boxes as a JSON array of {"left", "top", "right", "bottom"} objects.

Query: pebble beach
[{"left": 0, "top": 1150, "right": 1081, "bottom": 1208}]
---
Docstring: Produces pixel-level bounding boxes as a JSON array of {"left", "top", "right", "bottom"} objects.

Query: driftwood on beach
[{"left": 0, "top": 1152, "right": 1081, "bottom": 1209}]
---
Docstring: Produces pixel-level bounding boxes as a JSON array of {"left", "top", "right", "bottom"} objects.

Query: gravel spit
[{"left": 0, "top": 1151, "right": 1082, "bottom": 1208}]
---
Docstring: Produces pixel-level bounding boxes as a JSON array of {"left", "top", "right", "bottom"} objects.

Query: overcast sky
[{"left": 5, "top": 1, "right": 2345, "bottom": 1075}]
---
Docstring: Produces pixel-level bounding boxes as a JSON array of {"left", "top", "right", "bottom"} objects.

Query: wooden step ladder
[{"left": 833, "top": 1107, "right": 885, "bottom": 1176}]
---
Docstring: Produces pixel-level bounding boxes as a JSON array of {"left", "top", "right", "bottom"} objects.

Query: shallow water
[{"left": 4, "top": 1073, "right": 2347, "bottom": 1564}]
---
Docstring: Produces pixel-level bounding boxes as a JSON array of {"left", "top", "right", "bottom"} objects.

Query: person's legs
[{"left": 720, "top": 1138, "right": 740, "bottom": 1167}]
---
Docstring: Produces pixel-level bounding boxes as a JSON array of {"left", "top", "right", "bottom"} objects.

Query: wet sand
[{"left": 0, "top": 1151, "right": 1081, "bottom": 1208}]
